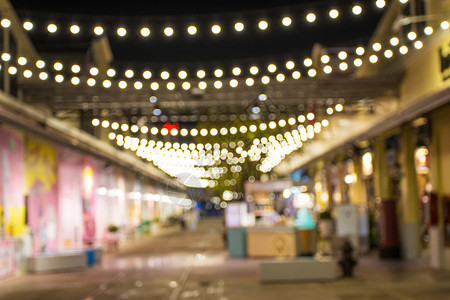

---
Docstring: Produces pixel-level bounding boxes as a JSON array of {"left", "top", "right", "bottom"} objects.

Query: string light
[
  {"left": 306, "top": 13, "right": 316, "bottom": 23},
  {"left": 211, "top": 24, "right": 221, "bottom": 34},
  {"left": 187, "top": 26, "right": 197, "bottom": 35},
  {"left": 234, "top": 22, "right": 244, "bottom": 32},
  {"left": 140, "top": 27, "right": 151, "bottom": 37},
  {"left": 70, "top": 24, "right": 80, "bottom": 34},
  {"left": 258, "top": 20, "right": 268, "bottom": 30},
  {"left": 23, "top": 21, "right": 33, "bottom": 31},
  {"left": 352, "top": 5, "right": 362, "bottom": 15},
  {"left": 390, "top": 37, "right": 399, "bottom": 46},
  {"left": 282, "top": 17, "right": 292, "bottom": 27},
  {"left": 1, "top": 7, "right": 443, "bottom": 94},
  {"left": 94, "top": 26, "right": 104, "bottom": 35},
  {"left": 329, "top": 9, "right": 339, "bottom": 19},
  {"left": 47, "top": 23, "right": 57, "bottom": 33},
  {"left": 70, "top": 77, "right": 80, "bottom": 85},
  {"left": 164, "top": 27, "right": 174, "bottom": 36}
]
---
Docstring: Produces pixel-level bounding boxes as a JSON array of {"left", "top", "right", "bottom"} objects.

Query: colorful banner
[{"left": 25, "top": 136, "right": 58, "bottom": 253}]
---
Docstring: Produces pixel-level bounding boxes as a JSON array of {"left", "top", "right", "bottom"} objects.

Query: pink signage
[
  {"left": 57, "top": 147, "right": 83, "bottom": 249},
  {"left": 25, "top": 137, "right": 58, "bottom": 253},
  {"left": 0, "top": 127, "right": 24, "bottom": 237}
]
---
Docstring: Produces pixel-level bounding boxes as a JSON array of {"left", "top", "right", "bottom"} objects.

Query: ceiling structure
[
  {"left": 2, "top": 0, "right": 422, "bottom": 190},
  {"left": 9, "top": 0, "right": 392, "bottom": 116}
]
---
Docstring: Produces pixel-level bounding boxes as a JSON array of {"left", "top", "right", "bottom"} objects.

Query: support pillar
[
  {"left": 374, "top": 134, "right": 401, "bottom": 258},
  {"left": 427, "top": 106, "right": 450, "bottom": 269},
  {"left": 399, "top": 123, "right": 421, "bottom": 260}
]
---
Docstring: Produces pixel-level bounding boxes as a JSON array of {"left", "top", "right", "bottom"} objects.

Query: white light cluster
[
  {"left": 92, "top": 107, "right": 344, "bottom": 138},
  {"left": 110, "top": 110, "right": 334, "bottom": 185},
  {"left": 258, "top": 119, "right": 328, "bottom": 172},
  {"left": 97, "top": 187, "right": 192, "bottom": 208}
]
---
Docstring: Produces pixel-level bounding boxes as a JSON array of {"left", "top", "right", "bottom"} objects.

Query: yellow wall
[
  {"left": 400, "top": 34, "right": 450, "bottom": 107},
  {"left": 430, "top": 105, "right": 450, "bottom": 196}
]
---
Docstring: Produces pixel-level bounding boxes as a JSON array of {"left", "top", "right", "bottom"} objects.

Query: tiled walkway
[{"left": 1, "top": 218, "right": 450, "bottom": 300}]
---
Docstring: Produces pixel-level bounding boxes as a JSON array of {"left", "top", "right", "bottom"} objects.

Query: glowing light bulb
[
  {"left": 356, "top": 47, "right": 365, "bottom": 56},
  {"left": 376, "top": 0, "right": 386, "bottom": 8},
  {"left": 390, "top": 37, "right": 399, "bottom": 46},
  {"left": 399, "top": 45, "right": 409, "bottom": 55},
  {"left": 407, "top": 31, "right": 417, "bottom": 40},
  {"left": 261, "top": 76, "right": 270, "bottom": 84},
  {"left": 164, "top": 27, "right": 174, "bottom": 36},
  {"left": 308, "top": 69, "right": 317, "bottom": 77},
  {"left": 321, "top": 55, "right": 330, "bottom": 64},
  {"left": 118, "top": 81, "right": 127, "bottom": 89},
  {"left": 338, "top": 51, "right": 347, "bottom": 60},
  {"left": 140, "top": 27, "right": 150, "bottom": 37},
  {"left": 143, "top": 70, "right": 152, "bottom": 79},
  {"left": 384, "top": 49, "right": 393, "bottom": 58},
  {"left": 187, "top": 25, "right": 197, "bottom": 35},
  {"left": 161, "top": 71, "right": 170, "bottom": 80},
  {"left": 70, "top": 24, "right": 80, "bottom": 34},
  {"left": 306, "top": 13, "right": 316, "bottom": 23},
  {"left": 235, "top": 22, "right": 244, "bottom": 32},
  {"left": 94, "top": 26, "right": 104, "bottom": 35},
  {"left": 178, "top": 70, "right": 187, "bottom": 79},
  {"left": 258, "top": 20, "right": 268, "bottom": 30},
  {"left": 107, "top": 68, "right": 116, "bottom": 77},
  {"left": 71, "top": 64, "right": 81, "bottom": 73},
  {"left": 23, "top": 21, "right": 33, "bottom": 31},
  {"left": 87, "top": 78, "right": 96, "bottom": 86},
  {"left": 103, "top": 80, "right": 111, "bottom": 88},
  {"left": 182, "top": 82, "right": 191, "bottom": 90},
  {"left": 23, "top": 70, "right": 32, "bottom": 78},
  {"left": 47, "top": 23, "right": 57, "bottom": 33},
  {"left": 71, "top": 77, "right": 80, "bottom": 85},
  {"left": 125, "top": 69, "right": 134, "bottom": 78},
  {"left": 414, "top": 40, "right": 423, "bottom": 49},
  {"left": 369, "top": 54, "right": 378, "bottom": 63},
  {"left": 267, "top": 64, "right": 277, "bottom": 73},
  {"left": 197, "top": 70, "right": 206, "bottom": 78},
  {"left": 211, "top": 24, "right": 221, "bottom": 34},
  {"left": 372, "top": 42, "right": 382, "bottom": 51},
  {"left": 250, "top": 66, "right": 259, "bottom": 75},
  {"left": 352, "top": 5, "right": 362, "bottom": 15},
  {"left": 424, "top": 26, "right": 433, "bottom": 35},
  {"left": 117, "top": 27, "right": 127, "bottom": 37},
  {"left": 276, "top": 73, "right": 285, "bottom": 82},
  {"left": 151, "top": 82, "right": 159, "bottom": 90},
  {"left": 329, "top": 9, "right": 339, "bottom": 19},
  {"left": 285, "top": 60, "right": 295, "bottom": 69},
  {"left": 214, "top": 69, "right": 223, "bottom": 77},
  {"left": 53, "top": 62, "right": 63, "bottom": 71},
  {"left": 167, "top": 82, "right": 175, "bottom": 90},
  {"left": 282, "top": 17, "right": 292, "bottom": 26},
  {"left": 303, "top": 58, "right": 313, "bottom": 67},
  {"left": 18, "top": 57, "right": 27, "bottom": 65},
  {"left": 90, "top": 67, "right": 99, "bottom": 76}
]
